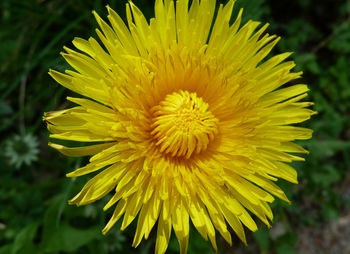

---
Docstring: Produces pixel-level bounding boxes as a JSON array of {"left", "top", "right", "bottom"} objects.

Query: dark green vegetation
[{"left": 1, "top": 0, "right": 349, "bottom": 253}]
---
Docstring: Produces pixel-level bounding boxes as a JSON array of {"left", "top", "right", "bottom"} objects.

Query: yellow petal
[{"left": 48, "top": 142, "right": 115, "bottom": 157}]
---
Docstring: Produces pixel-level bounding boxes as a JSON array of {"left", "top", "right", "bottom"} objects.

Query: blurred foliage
[{"left": 1, "top": 0, "right": 350, "bottom": 253}]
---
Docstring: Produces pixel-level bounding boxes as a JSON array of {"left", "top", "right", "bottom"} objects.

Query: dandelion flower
[{"left": 44, "top": 0, "right": 315, "bottom": 253}]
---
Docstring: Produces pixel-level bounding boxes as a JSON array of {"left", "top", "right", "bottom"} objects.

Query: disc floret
[{"left": 151, "top": 90, "right": 218, "bottom": 158}]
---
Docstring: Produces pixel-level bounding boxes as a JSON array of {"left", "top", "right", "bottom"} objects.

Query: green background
[{"left": 1, "top": 0, "right": 350, "bottom": 253}]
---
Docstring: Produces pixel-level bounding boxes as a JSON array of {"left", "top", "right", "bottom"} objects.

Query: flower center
[{"left": 151, "top": 90, "right": 218, "bottom": 158}]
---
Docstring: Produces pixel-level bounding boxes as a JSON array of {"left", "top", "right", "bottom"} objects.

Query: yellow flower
[{"left": 44, "top": 0, "right": 315, "bottom": 253}]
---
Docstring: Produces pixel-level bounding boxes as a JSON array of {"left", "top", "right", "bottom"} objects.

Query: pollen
[{"left": 151, "top": 90, "right": 218, "bottom": 158}]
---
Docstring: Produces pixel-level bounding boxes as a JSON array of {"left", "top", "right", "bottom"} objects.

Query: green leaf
[
  {"left": 0, "top": 99, "right": 12, "bottom": 115},
  {"left": 294, "top": 53, "right": 319, "bottom": 73},
  {"left": 43, "top": 223, "right": 100, "bottom": 253},
  {"left": 40, "top": 194, "right": 65, "bottom": 249},
  {"left": 187, "top": 226, "right": 213, "bottom": 254},
  {"left": 168, "top": 236, "right": 180, "bottom": 252},
  {"left": 234, "top": 0, "right": 270, "bottom": 22},
  {"left": 276, "top": 244, "right": 296, "bottom": 254},
  {"left": 275, "top": 231, "right": 298, "bottom": 254},
  {"left": 328, "top": 23, "right": 350, "bottom": 53},
  {"left": 0, "top": 244, "right": 13, "bottom": 254},
  {"left": 11, "top": 222, "right": 39, "bottom": 254},
  {"left": 304, "top": 140, "right": 350, "bottom": 158},
  {"left": 312, "top": 165, "right": 341, "bottom": 187},
  {"left": 322, "top": 203, "right": 339, "bottom": 220},
  {"left": 253, "top": 227, "right": 270, "bottom": 251}
]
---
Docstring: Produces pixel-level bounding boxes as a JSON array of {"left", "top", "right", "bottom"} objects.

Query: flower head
[
  {"left": 44, "top": 0, "right": 315, "bottom": 253},
  {"left": 5, "top": 133, "right": 39, "bottom": 168}
]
